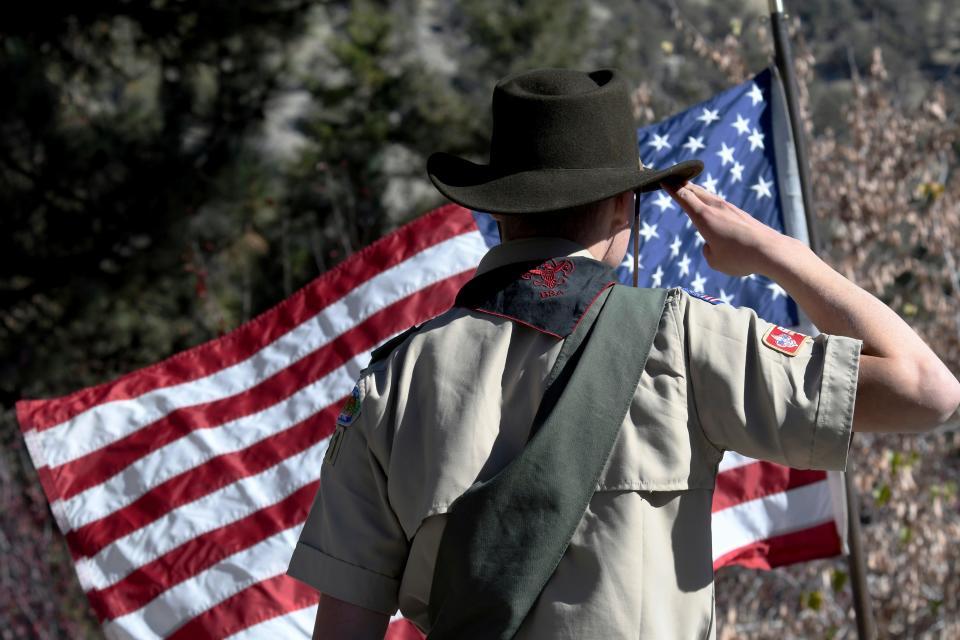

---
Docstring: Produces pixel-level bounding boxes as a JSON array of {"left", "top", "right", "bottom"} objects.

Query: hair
[{"left": 495, "top": 198, "right": 611, "bottom": 243}]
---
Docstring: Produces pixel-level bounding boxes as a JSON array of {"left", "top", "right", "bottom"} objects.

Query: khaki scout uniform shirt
[{"left": 287, "top": 237, "right": 862, "bottom": 639}]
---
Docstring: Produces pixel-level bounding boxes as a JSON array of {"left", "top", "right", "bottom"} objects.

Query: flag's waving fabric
[
  {"left": 17, "top": 69, "right": 841, "bottom": 639},
  {"left": 16, "top": 204, "right": 483, "bottom": 639},
  {"left": 628, "top": 68, "right": 799, "bottom": 314}
]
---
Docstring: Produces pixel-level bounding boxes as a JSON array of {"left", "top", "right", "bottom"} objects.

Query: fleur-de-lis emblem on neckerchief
[{"left": 522, "top": 259, "right": 575, "bottom": 290}]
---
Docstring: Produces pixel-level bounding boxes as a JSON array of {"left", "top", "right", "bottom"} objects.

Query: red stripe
[
  {"left": 87, "top": 481, "right": 320, "bottom": 621},
  {"left": 712, "top": 461, "right": 826, "bottom": 513},
  {"left": 53, "top": 272, "right": 474, "bottom": 503},
  {"left": 67, "top": 406, "right": 336, "bottom": 561},
  {"left": 166, "top": 574, "right": 319, "bottom": 640},
  {"left": 713, "top": 520, "right": 841, "bottom": 570},
  {"left": 165, "top": 577, "right": 423, "bottom": 640},
  {"left": 35, "top": 464, "right": 62, "bottom": 505},
  {"left": 17, "top": 205, "right": 476, "bottom": 433}
]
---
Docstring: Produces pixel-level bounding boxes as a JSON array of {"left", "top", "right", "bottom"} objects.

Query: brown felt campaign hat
[{"left": 427, "top": 68, "right": 703, "bottom": 215}]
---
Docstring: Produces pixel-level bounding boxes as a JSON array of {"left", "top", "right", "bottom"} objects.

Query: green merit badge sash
[{"left": 428, "top": 283, "right": 669, "bottom": 639}]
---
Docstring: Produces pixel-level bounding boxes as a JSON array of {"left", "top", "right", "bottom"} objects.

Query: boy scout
[{"left": 287, "top": 68, "right": 960, "bottom": 639}]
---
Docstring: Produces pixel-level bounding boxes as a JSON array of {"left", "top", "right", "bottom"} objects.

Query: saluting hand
[
  {"left": 662, "top": 181, "right": 790, "bottom": 278},
  {"left": 665, "top": 179, "right": 960, "bottom": 433}
]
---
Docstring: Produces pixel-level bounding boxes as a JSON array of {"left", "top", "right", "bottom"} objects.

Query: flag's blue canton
[{"left": 472, "top": 69, "right": 798, "bottom": 327}]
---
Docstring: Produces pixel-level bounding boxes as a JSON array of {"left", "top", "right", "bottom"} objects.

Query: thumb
[{"left": 702, "top": 242, "right": 714, "bottom": 266}]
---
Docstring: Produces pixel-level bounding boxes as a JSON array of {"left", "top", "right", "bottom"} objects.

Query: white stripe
[
  {"left": 58, "top": 350, "right": 365, "bottom": 533},
  {"left": 103, "top": 525, "right": 302, "bottom": 639},
  {"left": 716, "top": 450, "right": 758, "bottom": 473},
  {"left": 224, "top": 606, "right": 408, "bottom": 639},
  {"left": 225, "top": 604, "right": 317, "bottom": 640},
  {"left": 711, "top": 480, "right": 834, "bottom": 561},
  {"left": 827, "top": 470, "right": 849, "bottom": 555},
  {"left": 76, "top": 439, "right": 327, "bottom": 591},
  {"left": 36, "top": 231, "right": 487, "bottom": 469}
]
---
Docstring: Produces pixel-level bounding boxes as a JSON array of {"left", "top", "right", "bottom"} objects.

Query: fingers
[
  {"left": 683, "top": 181, "right": 727, "bottom": 207},
  {"left": 661, "top": 181, "right": 707, "bottom": 219}
]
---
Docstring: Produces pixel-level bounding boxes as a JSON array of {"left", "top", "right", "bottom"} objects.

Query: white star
[
  {"left": 751, "top": 175, "right": 773, "bottom": 199},
  {"left": 694, "top": 231, "right": 705, "bottom": 247},
  {"left": 678, "top": 253, "right": 691, "bottom": 277},
  {"left": 690, "top": 271, "right": 707, "bottom": 292},
  {"left": 701, "top": 172, "right": 719, "bottom": 193},
  {"left": 767, "top": 282, "right": 787, "bottom": 300},
  {"left": 653, "top": 190, "right": 675, "bottom": 212},
  {"left": 748, "top": 83, "right": 764, "bottom": 106},
  {"left": 697, "top": 108, "right": 720, "bottom": 125},
  {"left": 651, "top": 265, "right": 664, "bottom": 288},
  {"left": 669, "top": 235, "right": 682, "bottom": 258},
  {"left": 639, "top": 221, "right": 659, "bottom": 243},
  {"left": 730, "top": 161, "right": 744, "bottom": 183},
  {"left": 715, "top": 190, "right": 727, "bottom": 201},
  {"left": 718, "top": 288, "right": 734, "bottom": 304},
  {"left": 682, "top": 136, "right": 705, "bottom": 154},
  {"left": 716, "top": 142, "right": 735, "bottom": 166},
  {"left": 748, "top": 127, "right": 765, "bottom": 151},
  {"left": 732, "top": 113, "right": 751, "bottom": 135},
  {"left": 741, "top": 273, "right": 756, "bottom": 281},
  {"left": 620, "top": 251, "right": 641, "bottom": 274},
  {"left": 648, "top": 133, "right": 671, "bottom": 152}
]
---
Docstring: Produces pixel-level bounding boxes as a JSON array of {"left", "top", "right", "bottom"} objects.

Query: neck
[{"left": 583, "top": 236, "right": 618, "bottom": 264}]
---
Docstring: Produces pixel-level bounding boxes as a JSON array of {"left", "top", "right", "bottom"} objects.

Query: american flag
[{"left": 16, "top": 68, "right": 844, "bottom": 639}]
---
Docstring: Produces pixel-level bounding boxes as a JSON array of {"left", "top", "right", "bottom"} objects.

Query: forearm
[
  {"left": 662, "top": 181, "right": 960, "bottom": 431},
  {"left": 759, "top": 235, "right": 960, "bottom": 430},
  {"left": 759, "top": 236, "right": 924, "bottom": 358}
]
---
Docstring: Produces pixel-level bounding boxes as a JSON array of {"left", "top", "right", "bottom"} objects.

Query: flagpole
[
  {"left": 768, "top": 0, "right": 818, "bottom": 252},
  {"left": 768, "top": 2, "right": 876, "bottom": 638},
  {"left": 633, "top": 194, "right": 640, "bottom": 287}
]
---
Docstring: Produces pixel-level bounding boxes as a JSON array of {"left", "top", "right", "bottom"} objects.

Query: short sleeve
[
  {"left": 675, "top": 288, "right": 862, "bottom": 471},
  {"left": 286, "top": 374, "right": 409, "bottom": 615}
]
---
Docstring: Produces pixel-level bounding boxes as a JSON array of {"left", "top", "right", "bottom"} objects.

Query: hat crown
[
  {"left": 490, "top": 68, "right": 639, "bottom": 173},
  {"left": 424, "top": 66, "right": 704, "bottom": 215},
  {"left": 501, "top": 68, "right": 606, "bottom": 96}
]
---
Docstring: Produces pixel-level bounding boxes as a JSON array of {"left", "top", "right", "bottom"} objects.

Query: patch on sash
[
  {"left": 762, "top": 325, "right": 809, "bottom": 356},
  {"left": 682, "top": 287, "right": 724, "bottom": 305},
  {"left": 336, "top": 384, "right": 363, "bottom": 427}
]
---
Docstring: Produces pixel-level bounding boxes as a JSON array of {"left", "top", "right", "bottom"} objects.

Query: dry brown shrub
[
  {"left": 673, "top": 12, "right": 960, "bottom": 639},
  {"left": 812, "top": 48, "right": 960, "bottom": 376}
]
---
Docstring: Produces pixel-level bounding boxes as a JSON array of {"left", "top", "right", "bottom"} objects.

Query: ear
[{"left": 611, "top": 191, "right": 634, "bottom": 230}]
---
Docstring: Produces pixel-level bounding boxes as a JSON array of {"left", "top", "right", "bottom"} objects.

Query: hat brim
[{"left": 427, "top": 153, "right": 703, "bottom": 215}]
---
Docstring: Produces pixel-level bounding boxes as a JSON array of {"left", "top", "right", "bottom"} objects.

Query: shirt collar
[{"left": 474, "top": 237, "right": 597, "bottom": 276}]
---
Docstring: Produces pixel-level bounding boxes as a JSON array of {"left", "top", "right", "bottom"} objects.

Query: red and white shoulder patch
[{"left": 761, "top": 325, "right": 809, "bottom": 356}]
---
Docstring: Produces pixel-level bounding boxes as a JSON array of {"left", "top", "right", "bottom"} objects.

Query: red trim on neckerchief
[
  {"left": 471, "top": 280, "right": 617, "bottom": 341},
  {"left": 470, "top": 307, "right": 565, "bottom": 340}
]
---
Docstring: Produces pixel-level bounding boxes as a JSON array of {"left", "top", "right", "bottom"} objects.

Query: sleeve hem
[
  {"left": 286, "top": 541, "right": 400, "bottom": 615},
  {"left": 810, "top": 334, "right": 862, "bottom": 470}
]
